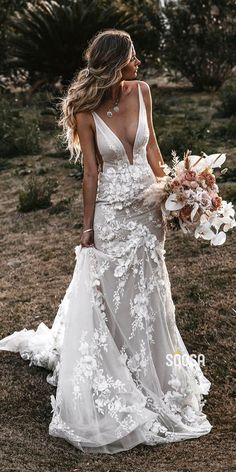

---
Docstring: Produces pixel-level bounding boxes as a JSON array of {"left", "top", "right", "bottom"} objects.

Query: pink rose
[
  {"left": 185, "top": 170, "right": 197, "bottom": 181},
  {"left": 171, "top": 179, "right": 181, "bottom": 189},
  {"left": 182, "top": 180, "right": 191, "bottom": 187},
  {"left": 198, "top": 170, "right": 216, "bottom": 189},
  {"left": 190, "top": 181, "right": 198, "bottom": 189},
  {"left": 212, "top": 196, "right": 222, "bottom": 209}
]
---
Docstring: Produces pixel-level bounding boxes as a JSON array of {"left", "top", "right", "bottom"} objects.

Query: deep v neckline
[{"left": 93, "top": 83, "right": 141, "bottom": 166}]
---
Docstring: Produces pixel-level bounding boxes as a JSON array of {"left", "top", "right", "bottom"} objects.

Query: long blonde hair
[{"left": 59, "top": 29, "right": 133, "bottom": 164}]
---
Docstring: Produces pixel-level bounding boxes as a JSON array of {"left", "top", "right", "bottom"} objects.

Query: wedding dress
[{"left": 0, "top": 82, "right": 212, "bottom": 454}]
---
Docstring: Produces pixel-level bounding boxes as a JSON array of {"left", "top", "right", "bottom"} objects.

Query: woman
[{"left": 0, "top": 29, "right": 212, "bottom": 454}]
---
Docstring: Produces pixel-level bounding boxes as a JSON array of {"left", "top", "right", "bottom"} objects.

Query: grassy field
[{"left": 0, "top": 84, "right": 236, "bottom": 472}]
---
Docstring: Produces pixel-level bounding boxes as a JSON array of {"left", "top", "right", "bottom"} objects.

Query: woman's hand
[{"left": 80, "top": 230, "right": 95, "bottom": 248}]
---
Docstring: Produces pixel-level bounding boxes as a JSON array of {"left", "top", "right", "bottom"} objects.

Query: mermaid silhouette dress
[{"left": 0, "top": 82, "right": 212, "bottom": 454}]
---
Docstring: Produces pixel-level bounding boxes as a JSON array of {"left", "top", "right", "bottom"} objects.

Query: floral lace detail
[
  {"left": 122, "top": 340, "right": 149, "bottom": 377},
  {"left": 50, "top": 325, "right": 152, "bottom": 441},
  {"left": 96, "top": 160, "right": 155, "bottom": 206},
  {"left": 70, "top": 329, "right": 150, "bottom": 439}
]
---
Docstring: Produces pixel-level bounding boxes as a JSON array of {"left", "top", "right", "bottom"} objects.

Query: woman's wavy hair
[{"left": 58, "top": 29, "right": 133, "bottom": 164}]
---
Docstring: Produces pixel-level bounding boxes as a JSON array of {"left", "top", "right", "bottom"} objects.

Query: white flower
[
  {"left": 114, "top": 203, "right": 123, "bottom": 210},
  {"left": 95, "top": 398, "right": 105, "bottom": 412},
  {"left": 203, "top": 152, "right": 226, "bottom": 169},
  {"left": 198, "top": 190, "right": 212, "bottom": 209},
  {"left": 80, "top": 355, "right": 97, "bottom": 376},
  {"left": 223, "top": 218, "right": 236, "bottom": 232},
  {"left": 194, "top": 222, "right": 215, "bottom": 240},
  {"left": 190, "top": 203, "right": 199, "bottom": 222},
  {"left": 189, "top": 153, "right": 226, "bottom": 173},
  {"left": 79, "top": 341, "right": 89, "bottom": 355},
  {"left": 94, "top": 377, "right": 108, "bottom": 392},
  {"left": 174, "top": 161, "right": 185, "bottom": 175},
  {"left": 99, "top": 333, "right": 107, "bottom": 344},
  {"left": 108, "top": 399, "right": 122, "bottom": 413},
  {"left": 114, "top": 266, "right": 125, "bottom": 277},
  {"left": 188, "top": 154, "right": 203, "bottom": 172},
  {"left": 92, "top": 278, "right": 100, "bottom": 287},
  {"left": 168, "top": 375, "right": 181, "bottom": 390},
  {"left": 151, "top": 421, "right": 162, "bottom": 434},
  {"left": 165, "top": 193, "right": 185, "bottom": 211},
  {"left": 134, "top": 293, "right": 148, "bottom": 305},
  {"left": 50, "top": 394, "right": 56, "bottom": 413},
  {"left": 127, "top": 221, "right": 137, "bottom": 230},
  {"left": 209, "top": 213, "right": 224, "bottom": 231},
  {"left": 210, "top": 231, "right": 226, "bottom": 246},
  {"left": 220, "top": 200, "right": 235, "bottom": 219}
]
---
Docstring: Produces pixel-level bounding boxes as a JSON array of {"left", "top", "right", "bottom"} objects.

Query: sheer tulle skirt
[{"left": 0, "top": 195, "right": 213, "bottom": 454}]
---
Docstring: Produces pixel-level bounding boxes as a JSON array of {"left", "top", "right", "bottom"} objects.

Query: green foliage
[
  {"left": 224, "top": 117, "right": 236, "bottom": 139},
  {"left": 0, "top": 159, "right": 11, "bottom": 171},
  {"left": 0, "top": 92, "right": 40, "bottom": 158},
  {"left": 220, "top": 183, "right": 236, "bottom": 203},
  {"left": 219, "top": 82, "right": 236, "bottom": 117},
  {"left": 8, "top": 0, "right": 157, "bottom": 85},
  {"left": 49, "top": 197, "right": 71, "bottom": 214},
  {"left": 186, "top": 285, "right": 205, "bottom": 303},
  {"left": 118, "top": 0, "right": 163, "bottom": 69},
  {"left": 213, "top": 117, "right": 236, "bottom": 140},
  {"left": 162, "top": 0, "right": 236, "bottom": 91},
  {"left": 18, "top": 176, "right": 58, "bottom": 212},
  {"left": 158, "top": 119, "right": 211, "bottom": 160},
  {"left": 0, "top": 0, "right": 29, "bottom": 73}
]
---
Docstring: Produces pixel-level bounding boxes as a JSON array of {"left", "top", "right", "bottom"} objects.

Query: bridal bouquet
[{"left": 143, "top": 150, "right": 236, "bottom": 246}]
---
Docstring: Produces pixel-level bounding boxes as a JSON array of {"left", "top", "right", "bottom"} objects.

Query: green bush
[
  {"left": 18, "top": 176, "right": 58, "bottom": 212},
  {"left": 8, "top": 0, "right": 158, "bottom": 85},
  {"left": 225, "top": 118, "right": 236, "bottom": 139},
  {"left": 0, "top": 0, "right": 30, "bottom": 74},
  {"left": 162, "top": 0, "right": 236, "bottom": 91},
  {"left": 49, "top": 197, "right": 71, "bottom": 215},
  {"left": 213, "top": 117, "right": 236, "bottom": 140},
  {"left": 158, "top": 120, "right": 211, "bottom": 160},
  {"left": 0, "top": 92, "right": 40, "bottom": 158},
  {"left": 220, "top": 183, "right": 236, "bottom": 203},
  {"left": 219, "top": 82, "right": 236, "bottom": 117}
]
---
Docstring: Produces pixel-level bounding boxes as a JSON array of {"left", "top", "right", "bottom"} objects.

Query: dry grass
[
  {"left": 0, "top": 154, "right": 235, "bottom": 472},
  {"left": 0, "top": 86, "right": 236, "bottom": 471}
]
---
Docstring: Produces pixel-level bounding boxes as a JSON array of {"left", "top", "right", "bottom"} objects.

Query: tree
[
  {"left": 162, "top": 0, "right": 236, "bottom": 90},
  {"left": 0, "top": 0, "right": 39, "bottom": 74},
  {"left": 7, "top": 0, "right": 164, "bottom": 89}
]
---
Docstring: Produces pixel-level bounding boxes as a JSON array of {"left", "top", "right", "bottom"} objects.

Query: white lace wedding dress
[{"left": 0, "top": 82, "right": 212, "bottom": 454}]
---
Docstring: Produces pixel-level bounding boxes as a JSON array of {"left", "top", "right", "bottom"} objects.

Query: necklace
[{"left": 106, "top": 84, "right": 122, "bottom": 118}]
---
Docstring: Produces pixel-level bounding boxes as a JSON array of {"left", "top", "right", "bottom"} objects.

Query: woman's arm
[
  {"left": 75, "top": 112, "right": 98, "bottom": 246},
  {"left": 139, "top": 81, "right": 166, "bottom": 178}
]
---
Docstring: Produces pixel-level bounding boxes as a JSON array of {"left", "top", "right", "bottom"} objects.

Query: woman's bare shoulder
[
  {"left": 75, "top": 111, "right": 92, "bottom": 124},
  {"left": 75, "top": 111, "right": 95, "bottom": 133},
  {"left": 137, "top": 80, "right": 150, "bottom": 96}
]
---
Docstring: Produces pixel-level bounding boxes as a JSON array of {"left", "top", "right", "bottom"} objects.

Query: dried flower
[
  {"left": 212, "top": 196, "right": 222, "bottom": 209},
  {"left": 149, "top": 149, "right": 236, "bottom": 246}
]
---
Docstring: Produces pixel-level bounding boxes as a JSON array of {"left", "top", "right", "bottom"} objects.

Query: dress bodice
[
  {"left": 92, "top": 83, "right": 150, "bottom": 170},
  {"left": 92, "top": 83, "right": 157, "bottom": 205}
]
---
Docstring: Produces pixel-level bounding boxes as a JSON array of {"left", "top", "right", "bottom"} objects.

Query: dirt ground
[{"left": 0, "top": 150, "right": 235, "bottom": 472}]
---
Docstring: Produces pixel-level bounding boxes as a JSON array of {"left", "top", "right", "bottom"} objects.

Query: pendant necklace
[{"left": 106, "top": 85, "right": 122, "bottom": 118}]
